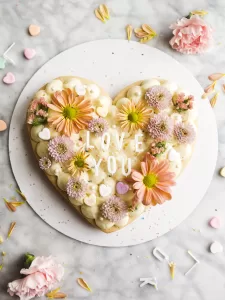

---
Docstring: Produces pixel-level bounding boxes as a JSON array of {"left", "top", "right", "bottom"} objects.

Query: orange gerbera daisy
[
  {"left": 48, "top": 88, "right": 93, "bottom": 136},
  {"left": 131, "top": 153, "right": 176, "bottom": 206}
]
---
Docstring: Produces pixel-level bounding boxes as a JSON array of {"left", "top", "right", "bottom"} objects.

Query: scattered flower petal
[
  {"left": 77, "top": 278, "right": 92, "bottom": 292},
  {"left": 126, "top": 25, "right": 133, "bottom": 41},
  {"left": 169, "top": 262, "right": 175, "bottom": 279},
  {"left": 7, "top": 222, "right": 16, "bottom": 238},
  {"left": 204, "top": 81, "right": 217, "bottom": 94},
  {"left": 202, "top": 93, "right": 209, "bottom": 99},
  {"left": 0, "top": 236, "right": 3, "bottom": 244},
  {"left": 210, "top": 92, "right": 219, "bottom": 108},
  {"left": 94, "top": 8, "right": 106, "bottom": 23},
  {"left": 142, "top": 24, "right": 157, "bottom": 36},
  {"left": 15, "top": 188, "right": 27, "bottom": 201},
  {"left": 4, "top": 198, "right": 16, "bottom": 212},
  {"left": 208, "top": 73, "right": 225, "bottom": 81},
  {"left": 46, "top": 288, "right": 67, "bottom": 299},
  {"left": 99, "top": 4, "right": 110, "bottom": 20},
  {"left": 190, "top": 10, "right": 208, "bottom": 16}
]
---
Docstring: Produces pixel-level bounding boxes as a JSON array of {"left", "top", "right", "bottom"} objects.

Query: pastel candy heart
[
  {"left": 0, "top": 120, "right": 7, "bottom": 131},
  {"left": 209, "top": 217, "right": 221, "bottom": 229},
  {"left": 99, "top": 184, "right": 111, "bottom": 197},
  {"left": 28, "top": 24, "right": 40, "bottom": 36},
  {"left": 38, "top": 128, "right": 51, "bottom": 140},
  {"left": 116, "top": 181, "right": 129, "bottom": 195},
  {"left": 84, "top": 194, "right": 96, "bottom": 206},
  {"left": 96, "top": 106, "right": 108, "bottom": 117},
  {"left": 75, "top": 84, "right": 86, "bottom": 96},
  {"left": 0, "top": 57, "right": 6, "bottom": 69},
  {"left": 3, "top": 72, "right": 15, "bottom": 84},
  {"left": 168, "top": 148, "right": 180, "bottom": 162},
  {"left": 24, "top": 48, "right": 36, "bottom": 60},
  {"left": 210, "top": 241, "right": 223, "bottom": 254}
]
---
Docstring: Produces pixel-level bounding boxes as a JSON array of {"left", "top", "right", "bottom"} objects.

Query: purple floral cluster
[
  {"left": 48, "top": 136, "right": 74, "bottom": 162},
  {"left": 100, "top": 195, "right": 128, "bottom": 223}
]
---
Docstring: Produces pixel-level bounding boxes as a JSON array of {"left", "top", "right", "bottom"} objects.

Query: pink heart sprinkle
[
  {"left": 116, "top": 181, "right": 129, "bottom": 195},
  {"left": 209, "top": 217, "right": 221, "bottom": 229},
  {"left": 24, "top": 48, "right": 36, "bottom": 60},
  {"left": 3, "top": 72, "right": 16, "bottom": 84}
]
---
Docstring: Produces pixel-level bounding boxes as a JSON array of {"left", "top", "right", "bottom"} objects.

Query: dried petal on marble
[
  {"left": 202, "top": 93, "right": 209, "bottom": 99},
  {"left": 0, "top": 265, "right": 3, "bottom": 271},
  {"left": 169, "top": 262, "right": 175, "bottom": 279},
  {"left": 126, "top": 25, "right": 133, "bottom": 41},
  {"left": 2, "top": 251, "right": 6, "bottom": 256},
  {"left": 190, "top": 10, "right": 208, "bottom": 16},
  {"left": 99, "top": 4, "right": 110, "bottom": 20},
  {"left": 10, "top": 201, "right": 25, "bottom": 207},
  {"left": 46, "top": 288, "right": 61, "bottom": 299},
  {"left": 142, "top": 24, "right": 157, "bottom": 36},
  {"left": 208, "top": 73, "right": 225, "bottom": 81},
  {"left": 134, "top": 28, "right": 148, "bottom": 38},
  {"left": 7, "top": 222, "right": 16, "bottom": 238},
  {"left": 140, "top": 35, "right": 155, "bottom": 43},
  {"left": 222, "top": 84, "right": 225, "bottom": 93},
  {"left": 210, "top": 92, "right": 219, "bottom": 108},
  {"left": 3, "top": 198, "right": 16, "bottom": 212},
  {"left": 77, "top": 278, "right": 92, "bottom": 292},
  {"left": 204, "top": 81, "right": 217, "bottom": 94},
  {"left": 0, "top": 236, "right": 3, "bottom": 244},
  {"left": 15, "top": 188, "right": 27, "bottom": 201},
  {"left": 94, "top": 8, "right": 106, "bottom": 23}
]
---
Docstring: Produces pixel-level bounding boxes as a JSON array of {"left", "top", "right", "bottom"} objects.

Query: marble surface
[{"left": 0, "top": 0, "right": 225, "bottom": 299}]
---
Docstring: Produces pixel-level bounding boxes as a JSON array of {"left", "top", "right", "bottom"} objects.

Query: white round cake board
[{"left": 9, "top": 40, "right": 217, "bottom": 247}]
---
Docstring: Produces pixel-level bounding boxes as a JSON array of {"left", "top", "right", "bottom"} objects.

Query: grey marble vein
[{"left": 1, "top": 0, "right": 225, "bottom": 299}]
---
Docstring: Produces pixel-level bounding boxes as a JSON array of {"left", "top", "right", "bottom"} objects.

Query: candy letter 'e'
[{"left": 135, "top": 133, "right": 143, "bottom": 153}]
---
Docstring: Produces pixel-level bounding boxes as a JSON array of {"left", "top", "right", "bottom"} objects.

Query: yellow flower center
[
  {"left": 75, "top": 158, "right": 85, "bottom": 168},
  {"left": 128, "top": 112, "right": 139, "bottom": 123},
  {"left": 143, "top": 174, "right": 157, "bottom": 188},
  {"left": 63, "top": 106, "right": 78, "bottom": 120},
  {"left": 57, "top": 143, "right": 67, "bottom": 154}
]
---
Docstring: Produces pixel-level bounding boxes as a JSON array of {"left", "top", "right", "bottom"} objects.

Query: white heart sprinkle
[
  {"left": 168, "top": 148, "right": 180, "bottom": 162},
  {"left": 75, "top": 84, "right": 86, "bottom": 96},
  {"left": 97, "top": 106, "right": 108, "bottom": 117},
  {"left": 38, "top": 128, "right": 51, "bottom": 140},
  {"left": 99, "top": 184, "right": 111, "bottom": 197},
  {"left": 210, "top": 241, "right": 223, "bottom": 254},
  {"left": 84, "top": 194, "right": 96, "bottom": 206}
]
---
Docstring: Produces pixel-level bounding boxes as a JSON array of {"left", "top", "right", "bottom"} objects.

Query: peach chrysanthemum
[
  {"left": 48, "top": 88, "right": 93, "bottom": 136},
  {"left": 118, "top": 101, "right": 152, "bottom": 132},
  {"left": 131, "top": 153, "right": 176, "bottom": 206}
]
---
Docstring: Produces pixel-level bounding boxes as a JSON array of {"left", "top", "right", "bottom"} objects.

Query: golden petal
[
  {"left": 140, "top": 35, "right": 154, "bottom": 43},
  {"left": 169, "top": 262, "right": 175, "bottom": 279},
  {"left": 15, "top": 189, "right": 27, "bottom": 201},
  {"left": 99, "top": 4, "right": 110, "bottom": 20},
  {"left": 94, "top": 8, "right": 106, "bottom": 23},
  {"left": 142, "top": 24, "right": 156, "bottom": 35},
  {"left": 210, "top": 92, "right": 219, "bottom": 108},
  {"left": 3, "top": 199, "right": 16, "bottom": 212},
  {"left": 191, "top": 10, "right": 208, "bottom": 16},
  {"left": 7, "top": 222, "right": 16, "bottom": 238},
  {"left": 77, "top": 278, "right": 92, "bottom": 292},
  {"left": 134, "top": 28, "right": 148, "bottom": 38},
  {"left": 126, "top": 25, "right": 133, "bottom": 41}
]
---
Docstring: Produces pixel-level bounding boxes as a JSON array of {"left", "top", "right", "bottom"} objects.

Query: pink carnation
[
  {"left": 7, "top": 256, "right": 64, "bottom": 300},
  {"left": 169, "top": 15, "right": 213, "bottom": 54}
]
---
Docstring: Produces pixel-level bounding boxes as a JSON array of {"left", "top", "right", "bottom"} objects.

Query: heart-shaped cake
[{"left": 27, "top": 76, "right": 197, "bottom": 233}]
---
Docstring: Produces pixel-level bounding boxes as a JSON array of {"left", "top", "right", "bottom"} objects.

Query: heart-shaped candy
[
  {"left": 38, "top": 128, "right": 51, "bottom": 140},
  {"left": 84, "top": 194, "right": 97, "bottom": 206},
  {"left": 0, "top": 120, "right": 7, "bottom": 131},
  {"left": 210, "top": 241, "right": 223, "bottom": 254},
  {"left": 75, "top": 84, "right": 86, "bottom": 96},
  {"left": 96, "top": 106, "right": 108, "bottom": 117},
  {"left": 99, "top": 184, "right": 111, "bottom": 197},
  {"left": 209, "top": 216, "right": 221, "bottom": 229},
  {"left": 3, "top": 72, "right": 15, "bottom": 84},
  {"left": 24, "top": 48, "right": 36, "bottom": 60},
  {"left": 168, "top": 148, "right": 180, "bottom": 162},
  {"left": 28, "top": 24, "right": 40, "bottom": 36},
  {"left": 116, "top": 181, "right": 129, "bottom": 195}
]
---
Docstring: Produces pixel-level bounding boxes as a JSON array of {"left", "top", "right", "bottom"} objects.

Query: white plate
[{"left": 9, "top": 40, "right": 217, "bottom": 247}]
